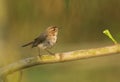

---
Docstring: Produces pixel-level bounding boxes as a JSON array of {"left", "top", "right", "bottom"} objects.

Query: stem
[{"left": 0, "top": 44, "right": 120, "bottom": 78}]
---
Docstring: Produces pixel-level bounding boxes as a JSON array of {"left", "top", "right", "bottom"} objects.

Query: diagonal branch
[{"left": 0, "top": 44, "right": 120, "bottom": 78}]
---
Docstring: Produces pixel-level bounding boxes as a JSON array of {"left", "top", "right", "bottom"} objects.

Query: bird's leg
[
  {"left": 38, "top": 48, "right": 42, "bottom": 59},
  {"left": 45, "top": 49, "right": 54, "bottom": 55}
]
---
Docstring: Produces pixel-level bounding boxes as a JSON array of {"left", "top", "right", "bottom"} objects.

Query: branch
[{"left": 0, "top": 44, "right": 120, "bottom": 78}]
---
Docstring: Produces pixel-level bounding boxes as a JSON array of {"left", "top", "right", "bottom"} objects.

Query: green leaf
[{"left": 103, "top": 29, "right": 117, "bottom": 44}]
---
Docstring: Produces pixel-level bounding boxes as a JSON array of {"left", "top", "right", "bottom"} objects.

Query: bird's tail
[{"left": 22, "top": 41, "right": 33, "bottom": 47}]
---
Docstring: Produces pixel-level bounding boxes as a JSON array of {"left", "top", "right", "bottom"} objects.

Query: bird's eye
[{"left": 51, "top": 28, "right": 55, "bottom": 31}]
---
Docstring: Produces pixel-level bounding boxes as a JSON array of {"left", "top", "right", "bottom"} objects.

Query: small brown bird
[{"left": 22, "top": 26, "right": 58, "bottom": 58}]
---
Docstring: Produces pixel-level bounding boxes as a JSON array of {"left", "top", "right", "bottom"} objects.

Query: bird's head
[{"left": 46, "top": 26, "right": 58, "bottom": 36}]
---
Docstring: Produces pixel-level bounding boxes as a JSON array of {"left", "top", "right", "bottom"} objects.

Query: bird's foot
[{"left": 38, "top": 54, "right": 42, "bottom": 60}]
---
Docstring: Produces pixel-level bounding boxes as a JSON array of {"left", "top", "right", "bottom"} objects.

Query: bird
[{"left": 22, "top": 26, "right": 58, "bottom": 58}]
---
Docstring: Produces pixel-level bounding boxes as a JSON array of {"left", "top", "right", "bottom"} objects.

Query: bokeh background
[{"left": 0, "top": 0, "right": 120, "bottom": 82}]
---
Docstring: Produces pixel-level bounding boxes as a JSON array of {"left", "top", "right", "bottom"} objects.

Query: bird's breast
[{"left": 49, "top": 36, "right": 57, "bottom": 45}]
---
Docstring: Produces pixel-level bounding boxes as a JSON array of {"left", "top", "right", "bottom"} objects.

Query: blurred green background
[{"left": 0, "top": 0, "right": 120, "bottom": 82}]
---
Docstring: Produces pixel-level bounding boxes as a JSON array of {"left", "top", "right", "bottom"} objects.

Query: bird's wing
[{"left": 32, "top": 33, "right": 47, "bottom": 48}]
